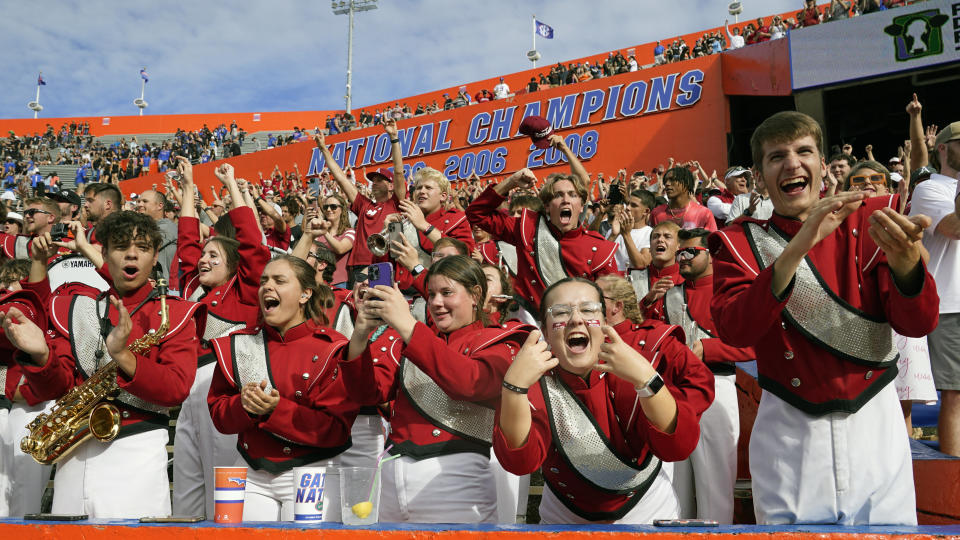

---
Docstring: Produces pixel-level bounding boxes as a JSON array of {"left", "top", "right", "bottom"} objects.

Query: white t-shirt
[
  {"left": 609, "top": 226, "right": 652, "bottom": 271},
  {"left": 706, "top": 195, "right": 733, "bottom": 222},
  {"left": 493, "top": 82, "right": 510, "bottom": 99},
  {"left": 727, "top": 192, "right": 774, "bottom": 223},
  {"left": 908, "top": 173, "right": 960, "bottom": 313}
]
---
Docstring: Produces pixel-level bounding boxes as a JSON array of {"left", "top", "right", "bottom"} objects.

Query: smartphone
[
  {"left": 388, "top": 221, "right": 404, "bottom": 248},
  {"left": 24, "top": 513, "right": 88, "bottom": 521},
  {"left": 139, "top": 516, "right": 204, "bottom": 523},
  {"left": 608, "top": 182, "right": 624, "bottom": 205},
  {"left": 653, "top": 519, "right": 719, "bottom": 527},
  {"left": 367, "top": 262, "right": 394, "bottom": 288}
]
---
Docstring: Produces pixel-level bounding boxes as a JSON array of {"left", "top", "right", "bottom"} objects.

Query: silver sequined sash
[
  {"left": 333, "top": 303, "right": 354, "bottom": 338},
  {"left": 542, "top": 374, "right": 660, "bottom": 494},
  {"left": 411, "top": 297, "right": 428, "bottom": 324},
  {"left": 0, "top": 366, "right": 7, "bottom": 397},
  {"left": 664, "top": 286, "right": 713, "bottom": 347},
  {"left": 204, "top": 312, "right": 246, "bottom": 342},
  {"left": 744, "top": 222, "right": 896, "bottom": 366},
  {"left": 69, "top": 295, "right": 169, "bottom": 416},
  {"left": 627, "top": 269, "right": 650, "bottom": 303},
  {"left": 403, "top": 220, "right": 433, "bottom": 269},
  {"left": 187, "top": 286, "right": 205, "bottom": 302},
  {"left": 534, "top": 217, "right": 567, "bottom": 288},
  {"left": 497, "top": 241, "right": 518, "bottom": 276},
  {"left": 14, "top": 235, "right": 30, "bottom": 260},
  {"left": 230, "top": 331, "right": 274, "bottom": 392},
  {"left": 399, "top": 359, "right": 494, "bottom": 445}
]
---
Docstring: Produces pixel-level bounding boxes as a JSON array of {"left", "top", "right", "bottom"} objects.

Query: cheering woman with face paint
[
  {"left": 207, "top": 255, "right": 360, "bottom": 521},
  {"left": 494, "top": 278, "right": 714, "bottom": 524},
  {"left": 171, "top": 158, "right": 272, "bottom": 519},
  {"left": 339, "top": 255, "right": 533, "bottom": 523}
]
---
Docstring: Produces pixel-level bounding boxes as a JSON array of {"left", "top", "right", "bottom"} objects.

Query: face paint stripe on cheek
[
  {"left": 552, "top": 322, "right": 568, "bottom": 330},
  {"left": 585, "top": 320, "right": 601, "bottom": 327}
]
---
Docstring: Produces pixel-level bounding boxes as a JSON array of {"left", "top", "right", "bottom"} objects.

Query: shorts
[{"left": 928, "top": 312, "right": 960, "bottom": 390}]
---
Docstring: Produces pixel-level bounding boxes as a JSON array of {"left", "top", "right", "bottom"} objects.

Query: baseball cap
[
  {"left": 45, "top": 189, "right": 81, "bottom": 206},
  {"left": 890, "top": 172, "right": 904, "bottom": 184},
  {"left": 518, "top": 116, "right": 554, "bottom": 149},
  {"left": 934, "top": 121, "right": 960, "bottom": 148},
  {"left": 366, "top": 167, "right": 394, "bottom": 183},
  {"left": 0, "top": 191, "right": 16, "bottom": 202},
  {"left": 912, "top": 165, "right": 936, "bottom": 180},
  {"left": 5, "top": 211, "right": 22, "bottom": 222},
  {"left": 888, "top": 157, "right": 901, "bottom": 164}
]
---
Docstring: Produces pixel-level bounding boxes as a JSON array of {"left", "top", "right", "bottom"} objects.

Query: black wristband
[
  {"left": 424, "top": 224, "right": 436, "bottom": 236},
  {"left": 502, "top": 380, "right": 529, "bottom": 394},
  {"left": 390, "top": 138, "right": 400, "bottom": 144}
]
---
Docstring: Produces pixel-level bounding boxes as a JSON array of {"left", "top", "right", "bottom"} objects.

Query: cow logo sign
[{"left": 883, "top": 9, "right": 949, "bottom": 62}]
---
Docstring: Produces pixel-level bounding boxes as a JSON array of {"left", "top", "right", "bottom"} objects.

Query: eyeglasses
[
  {"left": 849, "top": 174, "right": 886, "bottom": 186},
  {"left": 23, "top": 208, "right": 51, "bottom": 218},
  {"left": 322, "top": 204, "right": 341, "bottom": 211},
  {"left": 676, "top": 246, "right": 709, "bottom": 261},
  {"left": 545, "top": 301, "right": 603, "bottom": 323}
]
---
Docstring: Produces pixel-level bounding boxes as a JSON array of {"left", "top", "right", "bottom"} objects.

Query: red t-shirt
[
  {"left": 349, "top": 193, "right": 401, "bottom": 266},
  {"left": 649, "top": 200, "right": 718, "bottom": 231},
  {"left": 265, "top": 227, "right": 291, "bottom": 250}
]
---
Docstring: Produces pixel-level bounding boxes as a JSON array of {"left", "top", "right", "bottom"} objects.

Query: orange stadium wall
[{"left": 120, "top": 55, "right": 728, "bottom": 198}]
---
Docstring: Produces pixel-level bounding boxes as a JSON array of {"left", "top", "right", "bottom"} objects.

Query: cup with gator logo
[
  {"left": 293, "top": 466, "right": 327, "bottom": 523},
  {"left": 214, "top": 466, "right": 247, "bottom": 523}
]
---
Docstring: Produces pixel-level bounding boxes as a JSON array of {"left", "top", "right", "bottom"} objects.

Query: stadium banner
[
  {"left": 122, "top": 55, "right": 728, "bottom": 197},
  {"left": 790, "top": 0, "right": 960, "bottom": 90}
]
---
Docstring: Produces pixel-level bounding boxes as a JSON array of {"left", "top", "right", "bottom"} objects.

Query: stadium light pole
[{"left": 332, "top": 0, "right": 378, "bottom": 115}]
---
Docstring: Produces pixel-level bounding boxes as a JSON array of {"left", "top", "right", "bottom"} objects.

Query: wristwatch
[
  {"left": 411, "top": 264, "right": 426, "bottom": 277},
  {"left": 635, "top": 372, "right": 665, "bottom": 398}
]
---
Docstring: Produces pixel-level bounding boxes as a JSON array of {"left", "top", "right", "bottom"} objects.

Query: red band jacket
[{"left": 708, "top": 196, "right": 939, "bottom": 414}]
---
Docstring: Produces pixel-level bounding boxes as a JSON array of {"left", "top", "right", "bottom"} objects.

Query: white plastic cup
[{"left": 340, "top": 466, "right": 380, "bottom": 526}]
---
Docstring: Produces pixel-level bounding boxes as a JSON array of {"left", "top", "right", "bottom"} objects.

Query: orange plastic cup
[{"left": 214, "top": 466, "right": 247, "bottom": 523}]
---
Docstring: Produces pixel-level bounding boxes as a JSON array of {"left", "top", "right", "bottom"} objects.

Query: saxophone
[{"left": 20, "top": 279, "right": 171, "bottom": 465}]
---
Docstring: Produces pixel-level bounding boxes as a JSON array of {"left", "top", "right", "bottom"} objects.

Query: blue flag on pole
[
  {"left": 37, "top": 73, "right": 46, "bottom": 86},
  {"left": 140, "top": 68, "right": 149, "bottom": 83},
  {"left": 535, "top": 20, "right": 554, "bottom": 39}
]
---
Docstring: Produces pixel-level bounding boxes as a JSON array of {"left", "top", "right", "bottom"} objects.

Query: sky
[{"left": 0, "top": 0, "right": 800, "bottom": 120}]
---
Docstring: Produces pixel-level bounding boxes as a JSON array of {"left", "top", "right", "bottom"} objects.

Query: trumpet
[{"left": 367, "top": 220, "right": 405, "bottom": 257}]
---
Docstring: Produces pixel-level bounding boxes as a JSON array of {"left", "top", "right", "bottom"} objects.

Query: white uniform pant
[
  {"left": 750, "top": 383, "right": 916, "bottom": 525},
  {"left": 672, "top": 373, "right": 738, "bottom": 523},
  {"left": 241, "top": 457, "right": 341, "bottom": 522},
  {"left": 0, "top": 401, "right": 53, "bottom": 517},
  {"left": 339, "top": 414, "right": 385, "bottom": 470},
  {"left": 489, "top": 451, "right": 530, "bottom": 523},
  {"left": 172, "top": 362, "right": 242, "bottom": 518},
  {"left": 379, "top": 452, "right": 497, "bottom": 523},
  {"left": 53, "top": 428, "right": 171, "bottom": 519},
  {"left": 538, "top": 465, "right": 678, "bottom": 524}
]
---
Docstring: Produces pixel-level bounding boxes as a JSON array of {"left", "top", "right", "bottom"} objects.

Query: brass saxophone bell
[{"left": 89, "top": 402, "right": 121, "bottom": 442}]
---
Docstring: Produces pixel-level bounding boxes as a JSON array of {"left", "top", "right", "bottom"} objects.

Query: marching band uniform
[
  {"left": 467, "top": 186, "right": 619, "bottom": 308},
  {"left": 208, "top": 321, "right": 359, "bottom": 521},
  {"left": 173, "top": 206, "right": 269, "bottom": 518},
  {"left": 19, "top": 281, "right": 203, "bottom": 518},
  {"left": 663, "top": 273, "right": 754, "bottom": 523},
  {"left": 628, "top": 262, "right": 682, "bottom": 322},
  {"left": 0, "top": 290, "right": 51, "bottom": 517},
  {"left": 709, "top": 196, "right": 940, "bottom": 525},
  {"left": 327, "top": 288, "right": 387, "bottom": 471},
  {"left": 340, "top": 320, "right": 531, "bottom": 523},
  {"left": 493, "top": 320, "right": 714, "bottom": 524}
]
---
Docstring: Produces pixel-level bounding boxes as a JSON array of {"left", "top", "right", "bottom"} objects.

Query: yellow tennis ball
[{"left": 351, "top": 501, "right": 372, "bottom": 519}]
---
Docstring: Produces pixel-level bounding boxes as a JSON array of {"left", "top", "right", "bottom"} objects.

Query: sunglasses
[
  {"left": 322, "top": 204, "right": 341, "bottom": 211},
  {"left": 676, "top": 246, "right": 708, "bottom": 261},
  {"left": 849, "top": 174, "right": 886, "bottom": 186},
  {"left": 5, "top": 220, "right": 20, "bottom": 225},
  {"left": 24, "top": 208, "right": 51, "bottom": 218}
]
